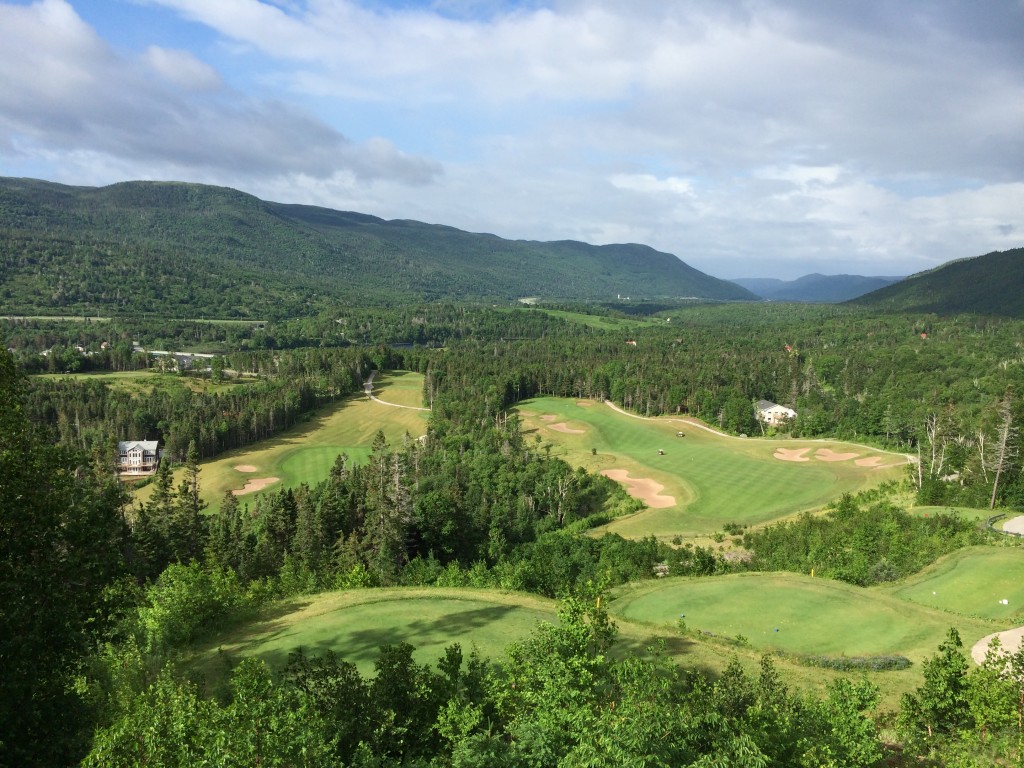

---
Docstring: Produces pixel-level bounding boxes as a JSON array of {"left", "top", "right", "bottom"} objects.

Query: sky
[{"left": 1, "top": 0, "right": 1022, "bottom": 280}]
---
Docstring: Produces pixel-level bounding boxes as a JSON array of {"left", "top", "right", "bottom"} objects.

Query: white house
[
  {"left": 118, "top": 440, "right": 160, "bottom": 475},
  {"left": 755, "top": 400, "right": 796, "bottom": 426}
]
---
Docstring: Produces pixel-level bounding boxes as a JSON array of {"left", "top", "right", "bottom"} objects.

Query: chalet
[
  {"left": 755, "top": 400, "right": 796, "bottom": 426},
  {"left": 118, "top": 440, "right": 160, "bottom": 475}
]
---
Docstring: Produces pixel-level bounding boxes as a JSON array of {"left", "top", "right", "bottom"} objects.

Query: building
[
  {"left": 118, "top": 440, "right": 160, "bottom": 475},
  {"left": 755, "top": 400, "right": 796, "bottom": 427}
]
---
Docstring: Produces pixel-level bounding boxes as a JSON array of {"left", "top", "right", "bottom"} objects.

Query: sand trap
[
  {"left": 576, "top": 400, "right": 594, "bottom": 407},
  {"left": 855, "top": 456, "right": 884, "bottom": 467},
  {"left": 539, "top": 414, "right": 558, "bottom": 422},
  {"left": 232, "top": 477, "right": 280, "bottom": 496},
  {"left": 234, "top": 464, "right": 258, "bottom": 473},
  {"left": 1003, "top": 515, "right": 1024, "bottom": 535},
  {"left": 549, "top": 422, "right": 585, "bottom": 434},
  {"left": 774, "top": 448, "right": 811, "bottom": 462},
  {"left": 815, "top": 448, "right": 860, "bottom": 462},
  {"left": 972, "top": 626, "right": 1024, "bottom": 665},
  {"left": 601, "top": 469, "right": 676, "bottom": 508}
]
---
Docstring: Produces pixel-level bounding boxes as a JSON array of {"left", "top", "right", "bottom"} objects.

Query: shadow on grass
[{"left": 243, "top": 603, "right": 522, "bottom": 674}]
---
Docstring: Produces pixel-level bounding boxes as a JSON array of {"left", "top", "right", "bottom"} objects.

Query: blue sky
[{"left": 1, "top": 0, "right": 1022, "bottom": 279}]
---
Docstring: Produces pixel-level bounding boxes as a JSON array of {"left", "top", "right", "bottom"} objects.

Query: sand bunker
[
  {"left": 576, "top": 400, "right": 594, "bottom": 407},
  {"left": 855, "top": 456, "right": 884, "bottom": 467},
  {"left": 539, "top": 414, "right": 558, "bottom": 422},
  {"left": 549, "top": 422, "right": 585, "bottom": 434},
  {"left": 815, "top": 448, "right": 861, "bottom": 462},
  {"left": 234, "top": 464, "right": 258, "bottom": 473},
  {"left": 232, "top": 477, "right": 280, "bottom": 496},
  {"left": 774, "top": 448, "right": 811, "bottom": 462},
  {"left": 601, "top": 469, "right": 676, "bottom": 508},
  {"left": 972, "top": 626, "right": 1024, "bottom": 665}
]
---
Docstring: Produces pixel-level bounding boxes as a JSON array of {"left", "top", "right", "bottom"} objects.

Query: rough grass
[
  {"left": 516, "top": 397, "right": 907, "bottom": 540},
  {"left": 34, "top": 369, "right": 255, "bottom": 396},
  {"left": 879, "top": 545, "right": 1024, "bottom": 621},
  {"left": 135, "top": 371, "right": 427, "bottom": 511}
]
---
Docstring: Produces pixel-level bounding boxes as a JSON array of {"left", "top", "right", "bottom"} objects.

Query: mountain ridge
[
  {"left": 848, "top": 247, "right": 1024, "bottom": 316},
  {"left": 0, "top": 177, "right": 754, "bottom": 317}
]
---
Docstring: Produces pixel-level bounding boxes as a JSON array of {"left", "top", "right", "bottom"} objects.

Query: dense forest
[
  {"left": 0, "top": 177, "right": 752, "bottom": 315},
  {"left": 4, "top": 292, "right": 1024, "bottom": 766}
]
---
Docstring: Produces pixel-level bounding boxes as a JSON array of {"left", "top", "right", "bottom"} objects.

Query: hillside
[
  {"left": 0, "top": 177, "right": 754, "bottom": 317},
  {"left": 849, "top": 248, "right": 1024, "bottom": 316},
  {"left": 731, "top": 273, "right": 904, "bottom": 302}
]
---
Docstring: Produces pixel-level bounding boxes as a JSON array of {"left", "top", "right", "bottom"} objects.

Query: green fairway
[
  {"left": 516, "top": 397, "right": 907, "bottom": 540},
  {"left": 190, "top": 588, "right": 559, "bottom": 681},
  {"left": 608, "top": 572, "right": 999, "bottom": 662},
  {"left": 880, "top": 546, "right": 1024, "bottom": 621},
  {"left": 135, "top": 371, "right": 427, "bottom": 511}
]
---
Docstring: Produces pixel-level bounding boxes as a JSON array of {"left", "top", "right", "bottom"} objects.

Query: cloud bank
[{"left": 0, "top": 0, "right": 1022, "bottom": 278}]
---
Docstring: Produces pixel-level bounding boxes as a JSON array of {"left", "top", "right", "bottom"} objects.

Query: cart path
[{"left": 364, "top": 371, "right": 430, "bottom": 411}]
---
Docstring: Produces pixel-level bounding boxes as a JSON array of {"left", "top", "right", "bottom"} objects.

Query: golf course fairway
[
  {"left": 135, "top": 371, "right": 427, "bottom": 511},
  {"left": 190, "top": 589, "right": 559, "bottom": 681},
  {"left": 880, "top": 546, "right": 1024, "bottom": 621},
  {"left": 608, "top": 572, "right": 1000, "bottom": 662},
  {"left": 516, "top": 397, "right": 908, "bottom": 540}
]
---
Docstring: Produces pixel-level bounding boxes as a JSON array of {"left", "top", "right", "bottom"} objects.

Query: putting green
[
  {"left": 190, "top": 588, "right": 558, "bottom": 682},
  {"left": 134, "top": 371, "right": 427, "bottom": 511},
  {"left": 608, "top": 572, "right": 998, "bottom": 662},
  {"left": 516, "top": 397, "right": 907, "bottom": 539},
  {"left": 880, "top": 546, "right": 1024, "bottom": 621}
]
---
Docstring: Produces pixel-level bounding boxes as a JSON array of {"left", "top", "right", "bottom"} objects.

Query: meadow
[
  {"left": 516, "top": 396, "right": 908, "bottom": 540},
  {"left": 36, "top": 369, "right": 256, "bottom": 396},
  {"left": 135, "top": 370, "right": 427, "bottom": 511}
]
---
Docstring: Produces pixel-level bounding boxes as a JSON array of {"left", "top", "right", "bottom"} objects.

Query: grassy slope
[
  {"left": 516, "top": 397, "right": 908, "bottom": 539},
  {"left": 609, "top": 572, "right": 998, "bottom": 662},
  {"left": 187, "top": 579, "right": 989, "bottom": 710},
  {"left": 134, "top": 371, "right": 427, "bottom": 511},
  {"left": 878, "top": 546, "right": 1024, "bottom": 622}
]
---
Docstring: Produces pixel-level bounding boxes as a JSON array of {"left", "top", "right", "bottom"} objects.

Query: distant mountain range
[
  {"left": 848, "top": 247, "right": 1024, "bottom": 316},
  {"left": 0, "top": 177, "right": 753, "bottom": 317},
  {"left": 730, "top": 273, "right": 905, "bottom": 302}
]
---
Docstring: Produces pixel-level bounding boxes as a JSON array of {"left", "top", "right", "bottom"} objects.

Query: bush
[{"left": 139, "top": 563, "right": 255, "bottom": 651}]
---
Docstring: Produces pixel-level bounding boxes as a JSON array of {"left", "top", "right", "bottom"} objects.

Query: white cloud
[
  {"left": 1, "top": 0, "right": 1022, "bottom": 279},
  {"left": 144, "top": 46, "right": 223, "bottom": 91},
  {"left": 0, "top": 0, "right": 440, "bottom": 184}
]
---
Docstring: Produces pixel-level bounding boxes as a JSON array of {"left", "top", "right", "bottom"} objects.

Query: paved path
[
  {"left": 972, "top": 626, "right": 1024, "bottom": 665},
  {"left": 1002, "top": 515, "right": 1024, "bottom": 535}
]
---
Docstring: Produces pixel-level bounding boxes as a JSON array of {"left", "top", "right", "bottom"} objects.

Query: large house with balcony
[
  {"left": 118, "top": 440, "right": 160, "bottom": 475},
  {"left": 755, "top": 400, "right": 797, "bottom": 427}
]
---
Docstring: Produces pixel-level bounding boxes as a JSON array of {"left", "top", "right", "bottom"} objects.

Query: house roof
[
  {"left": 118, "top": 440, "right": 159, "bottom": 452},
  {"left": 755, "top": 400, "right": 778, "bottom": 411}
]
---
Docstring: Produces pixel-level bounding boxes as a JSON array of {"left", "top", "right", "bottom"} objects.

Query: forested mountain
[
  {"left": 849, "top": 247, "right": 1024, "bottom": 315},
  {"left": 0, "top": 177, "right": 753, "bottom": 317},
  {"left": 732, "top": 273, "right": 904, "bottom": 302}
]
